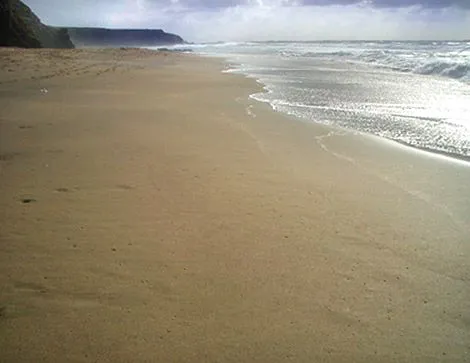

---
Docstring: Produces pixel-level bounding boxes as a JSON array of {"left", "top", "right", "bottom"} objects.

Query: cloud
[
  {"left": 125, "top": 0, "right": 470, "bottom": 9},
  {"left": 371, "top": 0, "right": 470, "bottom": 8},
  {"left": 24, "top": 0, "right": 470, "bottom": 41},
  {"left": 174, "top": 4, "right": 470, "bottom": 41}
]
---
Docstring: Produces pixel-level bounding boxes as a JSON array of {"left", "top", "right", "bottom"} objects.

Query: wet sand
[{"left": 0, "top": 48, "right": 469, "bottom": 362}]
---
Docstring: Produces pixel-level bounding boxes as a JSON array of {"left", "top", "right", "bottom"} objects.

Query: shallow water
[{"left": 159, "top": 41, "right": 470, "bottom": 160}]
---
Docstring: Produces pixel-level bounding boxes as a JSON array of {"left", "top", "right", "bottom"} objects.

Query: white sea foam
[
  {"left": 182, "top": 40, "right": 470, "bottom": 83},
  {"left": 293, "top": 43, "right": 470, "bottom": 83},
  {"left": 184, "top": 40, "right": 470, "bottom": 160}
]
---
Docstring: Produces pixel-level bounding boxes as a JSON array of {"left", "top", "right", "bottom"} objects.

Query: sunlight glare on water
[{"left": 165, "top": 41, "right": 470, "bottom": 159}]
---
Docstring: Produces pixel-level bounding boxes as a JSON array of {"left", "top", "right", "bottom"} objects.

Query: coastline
[
  {"left": 1, "top": 48, "right": 469, "bottom": 362},
  {"left": 219, "top": 54, "right": 470, "bottom": 164}
]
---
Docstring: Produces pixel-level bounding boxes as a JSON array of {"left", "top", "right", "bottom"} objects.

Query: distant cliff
[
  {"left": 67, "top": 28, "right": 185, "bottom": 47},
  {"left": 0, "top": 1, "right": 184, "bottom": 49},
  {"left": 0, "top": 0, "right": 74, "bottom": 48}
]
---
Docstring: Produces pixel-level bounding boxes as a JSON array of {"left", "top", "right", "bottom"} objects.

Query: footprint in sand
[
  {"left": 116, "top": 184, "right": 134, "bottom": 190},
  {"left": 21, "top": 198, "right": 36, "bottom": 204},
  {"left": 14, "top": 281, "right": 48, "bottom": 294},
  {"left": 0, "top": 152, "right": 21, "bottom": 161}
]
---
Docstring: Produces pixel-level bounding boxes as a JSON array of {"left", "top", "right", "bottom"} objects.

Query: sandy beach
[{"left": 1, "top": 48, "right": 469, "bottom": 362}]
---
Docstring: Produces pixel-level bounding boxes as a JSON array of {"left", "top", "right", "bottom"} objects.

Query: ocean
[{"left": 164, "top": 41, "right": 470, "bottom": 161}]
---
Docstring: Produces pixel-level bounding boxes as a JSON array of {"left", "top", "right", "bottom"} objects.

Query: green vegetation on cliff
[{"left": 0, "top": 0, "right": 74, "bottom": 48}]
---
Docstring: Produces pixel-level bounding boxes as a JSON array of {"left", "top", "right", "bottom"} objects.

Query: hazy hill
[
  {"left": 0, "top": 1, "right": 184, "bottom": 49},
  {"left": 67, "top": 28, "right": 185, "bottom": 47},
  {"left": 0, "top": 0, "right": 74, "bottom": 48}
]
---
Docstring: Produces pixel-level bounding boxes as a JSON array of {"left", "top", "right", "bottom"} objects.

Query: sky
[{"left": 24, "top": 0, "right": 470, "bottom": 42}]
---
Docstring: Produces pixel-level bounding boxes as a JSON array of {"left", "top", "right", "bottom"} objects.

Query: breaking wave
[
  {"left": 172, "top": 40, "right": 470, "bottom": 83},
  {"left": 291, "top": 43, "right": 470, "bottom": 83},
  {"left": 413, "top": 60, "right": 470, "bottom": 80}
]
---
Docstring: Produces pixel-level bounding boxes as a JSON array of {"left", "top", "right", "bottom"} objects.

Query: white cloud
[
  {"left": 161, "top": 4, "right": 470, "bottom": 41},
  {"left": 24, "top": 0, "right": 470, "bottom": 41}
]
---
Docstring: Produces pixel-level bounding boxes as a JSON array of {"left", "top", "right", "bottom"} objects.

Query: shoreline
[
  {"left": 216, "top": 55, "right": 470, "bottom": 165},
  {"left": 248, "top": 81, "right": 470, "bottom": 166},
  {"left": 1, "top": 47, "right": 469, "bottom": 362}
]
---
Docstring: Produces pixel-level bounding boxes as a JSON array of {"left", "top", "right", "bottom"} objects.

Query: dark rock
[{"left": 157, "top": 47, "right": 193, "bottom": 53}]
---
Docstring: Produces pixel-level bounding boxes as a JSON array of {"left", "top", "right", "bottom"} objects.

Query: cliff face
[
  {"left": 67, "top": 28, "right": 185, "bottom": 47},
  {"left": 0, "top": 0, "right": 74, "bottom": 48},
  {"left": 0, "top": 1, "right": 184, "bottom": 49}
]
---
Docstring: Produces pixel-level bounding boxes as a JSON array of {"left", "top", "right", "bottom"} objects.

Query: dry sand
[{"left": 0, "top": 47, "right": 469, "bottom": 362}]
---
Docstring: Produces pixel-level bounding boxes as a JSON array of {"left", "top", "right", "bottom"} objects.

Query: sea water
[{"left": 164, "top": 41, "right": 470, "bottom": 160}]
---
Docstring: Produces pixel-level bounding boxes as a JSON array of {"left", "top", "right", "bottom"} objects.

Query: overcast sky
[{"left": 24, "top": 0, "right": 470, "bottom": 41}]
